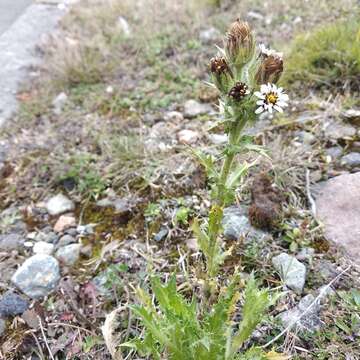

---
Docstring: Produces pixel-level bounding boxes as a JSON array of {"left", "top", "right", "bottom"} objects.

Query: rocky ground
[{"left": 0, "top": 0, "right": 360, "bottom": 359}]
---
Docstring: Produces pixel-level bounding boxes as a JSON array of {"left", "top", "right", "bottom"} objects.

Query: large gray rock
[
  {"left": 0, "top": 233, "right": 24, "bottom": 251},
  {"left": 46, "top": 193, "right": 75, "bottom": 216},
  {"left": 278, "top": 294, "right": 322, "bottom": 332},
  {"left": 222, "top": 206, "right": 268, "bottom": 243},
  {"left": 315, "top": 172, "right": 360, "bottom": 262},
  {"left": 11, "top": 254, "right": 60, "bottom": 298},
  {"left": 0, "top": 291, "right": 29, "bottom": 318},
  {"left": 183, "top": 100, "right": 212, "bottom": 118},
  {"left": 55, "top": 243, "right": 81, "bottom": 266},
  {"left": 272, "top": 253, "right": 306, "bottom": 294}
]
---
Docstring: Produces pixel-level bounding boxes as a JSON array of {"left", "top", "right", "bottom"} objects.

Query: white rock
[
  {"left": 208, "top": 133, "right": 228, "bottom": 145},
  {"left": 46, "top": 194, "right": 75, "bottom": 216},
  {"left": 183, "top": 100, "right": 212, "bottom": 118},
  {"left": 272, "top": 253, "right": 306, "bottom": 294},
  {"left": 56, "top": 244, "right": 81, "bottom": 266},
  {"left": 33, "top": 241, "right": 54, "bottom": 255},
  {"left": 177, "top": 129, "right": 199, "bottom": 144}
]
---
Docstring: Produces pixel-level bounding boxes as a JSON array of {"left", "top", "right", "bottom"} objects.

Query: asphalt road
[{"left": 0, "top": 0, "right": 32, "bottom": 35}]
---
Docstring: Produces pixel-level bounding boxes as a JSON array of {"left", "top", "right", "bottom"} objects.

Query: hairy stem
[{"left": 206, "top": 115, "right": 247, "bottom": 278}]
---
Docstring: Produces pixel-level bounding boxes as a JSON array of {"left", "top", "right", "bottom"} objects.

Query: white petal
[
  {"left": 260, "top": 84, "right": 268, "bottom": 93},
  {"left": 256, "top": 100, "right": 264, "bottom": 105},
  {"left": 274, "top": 105, "right": 283, "bottom": 113},
  {"left": 254, "top": 91, "right": 265, "bottom": 99},
  {"left": 255, "top": 106, "right": 264, "bottom": 114},
  {"left": 268, "top": 105, "right": 273, "bottom": 113},
  {"left": 279, "top": 93, "right": 289, "bottom": 101},
  {"left": 277, "top": 87, "right": 283, "bottom": 92},
  {"left": 277, "top": 101, "right": 288, "bottom": 108}
]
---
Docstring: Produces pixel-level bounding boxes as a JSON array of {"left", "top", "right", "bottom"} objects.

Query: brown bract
[
  {"left": 225, "top": 19, "right": 254, "bottom": 64},
  {"left": 228, "top": 82, "right": 248, "bottom": 101},
  {"left": 256, "top": 55, "right": 283, "bottom": 85},
  {"left": 210, "top": 56, "right": 232, "bottom": 77}
]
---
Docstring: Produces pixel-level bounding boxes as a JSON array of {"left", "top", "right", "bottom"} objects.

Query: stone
[
  {"left": 323, "top": 119, "right": 356, "bottom": 140},
  {"left": 296, "top": 247, "right": 315, "bottom": 262},
  {"left": 177, "top": 129, "right": 199, "bottom": 144},
  {"left": 295, "top": 131, "right": 316, "bottom": 145},
  {"left": 199, "top": 27, "right": 220, "bottom": 44},
  {"left": 33, "top": 241, "right": 54, "bottom": 255},
  {"left": 77, "top": 224, "right": 95, "bottom": 236},
  {"left": 341, "top": 152, "right": 360, "bottom": 168},
  {"left": 315, "top": 172, "right": 360, "bottom": 262},
  {"left": 325, "top": 146, "right": 343, "bottom": 160},
  {"left": 183, "top": 100, "right": 212, "bottom": 118},
  {"left": 57, "top": 234, "right": 76, "bottom": 247},
  {"left": 55, "top": 244, "right": 81, "bottom": 266},
  {"left": 272, "top": 253, "right": 306, "bottom": 294},
  {"left": 0, "top": 318, "right": 5, "bottom": 336},
  {"left": 278, "top": 294, "right": 321, "bottom": 332},
  {"left": 46, "top": 194, "right": 74, "bottom": 216},
  {"left": 154, "top": 228, "right": 168, "bottom": 242},
  {"left": 0, "top": 291, "right": 29, "bottom": 318},
  {"left": 208, "top": 133, "right": 228, "bottom": 145},
  {"left": 342, "top": 109, "right": 360, "bottom": 126},
  {"left": 34, "top": 231, "right": 58, "bottom": 244},
  {"left": 54, "top": 215, "right": 76, "bottom": 233},
  {"left": 11, "top": 254, "right": 60, "bottom": 299},
  {"left": 222, "top": 206, "right": 268, "bottom": 243},
  {"left": 164, "top": 111, "right": 184, "bottom": 122},
  {"left": 350, "top": 141, "right": 360, "bottom": 152},
  {"left": 52, "top": 92, "right": 68, "bottom": 115},
  {"left": 0, "top": 233, "right": 24, "bottom": 251}
]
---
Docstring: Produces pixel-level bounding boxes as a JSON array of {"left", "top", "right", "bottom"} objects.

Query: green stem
[{"left": 206, "top": 116, "right": 247, "bottom": 278}]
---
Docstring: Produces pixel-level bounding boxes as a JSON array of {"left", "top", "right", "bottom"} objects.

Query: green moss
[{"left": 282, "top": 18, "right": 360, "bottom": 91}]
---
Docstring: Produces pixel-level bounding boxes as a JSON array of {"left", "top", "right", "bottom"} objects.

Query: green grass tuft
[{"left": 282, "top": 18, "right": 360, "bottom": 91}]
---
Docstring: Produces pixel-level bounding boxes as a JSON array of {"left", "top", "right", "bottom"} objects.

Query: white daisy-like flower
[
  {"left": 254, "top": 83, "right": 289, "bottom": 114},
  {"left": 259, "top": 43, "right": 283, "bottom": 59}
]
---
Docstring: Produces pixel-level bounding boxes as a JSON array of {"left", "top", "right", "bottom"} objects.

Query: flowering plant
[
  {"left": 193, "top": 20, "right": 288, "bottom": 281},
  {"left": 115, "top": 19, "right": 289, "bottom": 360}
]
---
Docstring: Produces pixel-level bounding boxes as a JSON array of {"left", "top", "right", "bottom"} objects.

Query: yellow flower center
[{"left": 266, "top": 92, "right": 278, "bottom": 104}]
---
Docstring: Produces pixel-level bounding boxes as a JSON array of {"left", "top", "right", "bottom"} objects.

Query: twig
[
  {"left": 38, "top": 316, "right": 55, "bottom": 360},
  {"left": 262, "top": 265, "right": 351, "bottom": 349},
  {"left": 305, "top": 168, "right": 316, "bottom": 215}
]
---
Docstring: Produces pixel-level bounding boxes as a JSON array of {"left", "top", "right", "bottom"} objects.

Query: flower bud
[
  {"left": 209, "top": 56, "right": 233, "bottom": 93},
  {"left": 255, "top": 55, "right": 283, "bottom": 84},
  {"left": 228, "top": 82, "right": 249, "bottom": 101},
  {"left": 225, "top": 19, "right": 254, "bottom": 69}
]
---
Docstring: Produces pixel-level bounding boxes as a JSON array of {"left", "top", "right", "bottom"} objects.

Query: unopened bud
[
  {"left": 225, "top": 19, "right": 254, "bottom": 69},
  {"left": 209, "top": 56, "right": 233, "bottom": 93},
  {"left": 255, "top": 55, "right": 283, "bottom": 84},
  {"left": 228, "top": 82, "right": 249, "bottom": 101}
]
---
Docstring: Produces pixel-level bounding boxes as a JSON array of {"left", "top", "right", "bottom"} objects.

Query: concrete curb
[{"left": 0, "top": 2, "right": 65, "bottom": 127}]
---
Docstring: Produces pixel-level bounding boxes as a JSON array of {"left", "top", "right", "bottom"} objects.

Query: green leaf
[
  {"left": 190, "top": 148, "right": 218, "bottom": 179},
  {"left": 230, "top": 274, "right": 273, "bottom": 355},
  {"left": 226, "top": 160, "right": 256, "bottom": 189}
]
